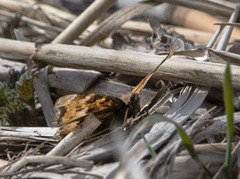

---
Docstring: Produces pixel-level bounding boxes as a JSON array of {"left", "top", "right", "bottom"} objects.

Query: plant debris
[{"left": 0, "top": 0, "right": 240, "bottom": 178}]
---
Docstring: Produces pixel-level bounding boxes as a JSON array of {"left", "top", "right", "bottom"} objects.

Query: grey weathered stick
[
  {"left": 80, "top": 2, "right": 155, "bottom": 46},
  {"left": 0, "top": 0, "right": 32, "bottom": 12},
  {"left": 214, "top": 22, "right": 240, "bottom": 27},
  {"left": 33, "top": 69, "right": 55, "bottom": 127},
  {"left": 1, "top": 38, "right": 240, "bottom": 90},
  {"left": 209, "top": 49, "right": 240, "bottom": 65},
  {"left": 33, "top": 43, "right": 240, "bottom": 91},
  {"left": 52, "top": 0, "right": 116, "bottom": 44},
  {"left": 47, "top": 114, "right": 101, "bottom": 156},
  {"left": 0, "top": 38, "right": 34, "bottom": 60},
  {"left": 0, "top": 59, "right": 25, "bottom": 81},
  {"left": 2, "top": 155, "right": 93, "bottom": 175},
  {"left": 153, "top": 0, "right": 234, "bottom": 17},
  {"left": 48, "top": 67, "right": 102, "bottom": 93},
  {"left": 215, "top": 5, "right": 240, "bottom": 50},
  {"left": 0, "top": 9, "right": 63, "bottom": 33}
]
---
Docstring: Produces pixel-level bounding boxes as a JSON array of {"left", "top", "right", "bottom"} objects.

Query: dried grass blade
[
  {"left": 81, "top": 2, "right": 156, "bottom": 46},
  {"left": 131, "top": 46, "right": 177, "bottom": 95},
  {"left": 215, "top": 4, "right": 240, "bottom": 50},
  {"left": 52, "top": 0, "right": 116, "bottom": 44},
  {"left": 122, "top": 114, "right": 212, "bottom": 177}
]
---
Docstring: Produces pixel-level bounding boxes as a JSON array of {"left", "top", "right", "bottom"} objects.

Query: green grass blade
[
  {"left": 224, "top": 63, "right": 234, "bottom": 179},
  {"left": 143, "top": 136, "right": 157, "bottom": 158},
  {"left": 123, "top": 114, "right": 212, "bottom": 177}
]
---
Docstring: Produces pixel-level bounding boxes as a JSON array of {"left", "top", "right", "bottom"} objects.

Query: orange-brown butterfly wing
[{"left": 54, "top": 94, "right": 126, "bottom": 139}]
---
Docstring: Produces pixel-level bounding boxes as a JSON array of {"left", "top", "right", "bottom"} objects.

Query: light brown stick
[
  {"left": 33, "top": 43, "right": 240, "bottom": 90},
  {"left": 0, "top": 38, "right": 240, "bottom": 90},
  {"left": 47, "top": 114, "right": 101, "bottom": 156},
  {"left": 52, "top": 0, "right": 116, "bottom": 44},
  {"left": 2, "top": 155, "right": 93, "bottom": 175}
]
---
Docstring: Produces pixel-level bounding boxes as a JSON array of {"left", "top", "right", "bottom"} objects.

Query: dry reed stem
[
  {"left": 2, "top": 155, "right": 93, "bottom": 175},
  {"left": 1, "top": 38, "right": 240, "bottom": 90},
  {"left": 47, "top": 114, "right": 101, "bottom": 156},
  {"left": 80, "top": 2, "right": 156, "bottom": 46},
  {"left": 153, "top": 0, "right": 234, "bottom": 16},
  {"left": 0, "top": 0, "right": 34, "bottom": 12},
  {"left": 52, "top": 0, "right": 116, "bottom": 44}
]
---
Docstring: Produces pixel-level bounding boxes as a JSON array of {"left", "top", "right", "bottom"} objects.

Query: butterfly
[
  {"left": 54, "top": 47, "right": 176, "bottom": 140},
  {"left": 54, "top": 93, "right": 126, "bottom": 140}
]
